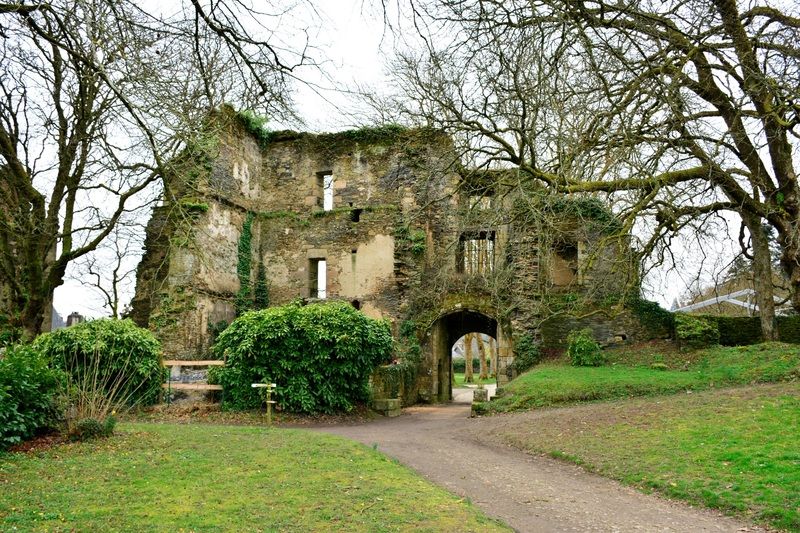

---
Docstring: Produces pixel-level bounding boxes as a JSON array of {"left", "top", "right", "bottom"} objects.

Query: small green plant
[
  {"left": 567, "top": 328, "right": 605, "bottom": 367},
  {"left": 675, "top": 313, "right": 720, "bottom": 349},
  {"left": 178, "top": 197, "right": 210, "bottom": 214},
  {"left": 235, "top": 109, "right": 274, "bottom": 148},
  {"left": 511, "top": 334, "right": 541, "bottom": 373},
  {"left": 69, "top": 415, "right": 116, "bottom": 442},
  {"left": 0, "top": 313, "right": 21, "bottom": 347}
]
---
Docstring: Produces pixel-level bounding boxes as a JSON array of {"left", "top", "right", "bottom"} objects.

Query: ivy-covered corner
[{"left": 370, "top": 319, "right": 423, "bottom": 408}]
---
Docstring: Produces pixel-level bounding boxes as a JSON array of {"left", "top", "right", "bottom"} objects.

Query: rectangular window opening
[
  {"left": 468, "top": 195, "right": 493, "bottom": 210},
  {"left": 552, "top": 242, "right": 579, "bottom": 286},
  {"left": 457, "top": 231, "right": 495, "bottom": 274},
  {"left": 309, "top": 258, "right": 327, "bottom": 298},
  {"left": 317, "top": 171, "right": 334, "bottom": 211}
]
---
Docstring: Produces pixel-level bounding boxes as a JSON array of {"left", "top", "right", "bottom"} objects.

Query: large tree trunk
[
  {"left": 490, "top": 338, "right": 498, "bottom": 378},
  {"left": 476, "top": 334, "right": 489, "bottom": 380},
  {"left": 742, "top": 212, "right": 777, "bottom": 341},
  {"left": 463, "top": 333, "right": 474, "bottom": 383}
]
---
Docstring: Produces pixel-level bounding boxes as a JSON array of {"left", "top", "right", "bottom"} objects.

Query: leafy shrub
[
  {"left": 567, "top": 328, "right": 605, "bottom": 366},
  {"left": 69, "top": 415, "right": 116, "bottom": 442},
  {"left": 213, "top": 301, "right": 393, "bottom": 413},
  {"left": 0, "top": 313, "right": 21, "bottom": 348},
  {"left": 675, "top": 313, "right": 720, "bottom": 349},
  {"left": 512, "top": 334, "right": 541, "bottom": 373},
  {"left": 0, "top": 345, "right": 64, "bottom": 450},
  {"left": 34, "top": 319, "right": 164, "bottom": 407}
]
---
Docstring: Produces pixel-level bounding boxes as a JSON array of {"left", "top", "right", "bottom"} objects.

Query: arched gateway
[{"left": 421, "top": 304, "right": 514, "bottom": 403}]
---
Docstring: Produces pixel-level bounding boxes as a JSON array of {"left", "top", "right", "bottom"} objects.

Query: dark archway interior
[{"left": 442, "top": 310, "right": 498, "bottom": 349}]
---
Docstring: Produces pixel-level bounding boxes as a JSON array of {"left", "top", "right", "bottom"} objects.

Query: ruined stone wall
[
  {"left": 131, "top": 117, "right": 458, "bottom": 358},
  {"left": 131, "top": 112, "right": 657, "bottom": 403}
]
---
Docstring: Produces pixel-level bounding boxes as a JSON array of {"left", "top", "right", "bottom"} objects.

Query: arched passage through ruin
[{"left": 422, "top": 307, "right": 513, "bottom": 403}]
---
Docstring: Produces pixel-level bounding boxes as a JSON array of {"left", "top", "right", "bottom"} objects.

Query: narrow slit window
[{"left": 309, "top": 258, "right": 327, "bottom": 298}]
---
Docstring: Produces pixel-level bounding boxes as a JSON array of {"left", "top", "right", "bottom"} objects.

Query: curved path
[{"left": 314, "top": 391, "right": 765, "bottom": 532}]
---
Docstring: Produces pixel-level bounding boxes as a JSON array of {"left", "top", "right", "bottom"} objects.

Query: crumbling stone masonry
[{"left": 131, "top": 109, "right": 663, "bottom": 405}]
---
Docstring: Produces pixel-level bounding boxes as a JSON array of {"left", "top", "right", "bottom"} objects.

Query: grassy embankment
[
  {"left": 477, "top": 342, "right": 799, "bottom": 413},
  {"left": 0, "top": 424, "right": 509, "bottom": 532},
  {"left": 477, "top": 342, "right": 799, "bottom": 531}
]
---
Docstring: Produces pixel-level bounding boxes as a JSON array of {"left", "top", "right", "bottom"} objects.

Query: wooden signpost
[{"left": 251, "top": 383, "right": 277, "bottom": 426}]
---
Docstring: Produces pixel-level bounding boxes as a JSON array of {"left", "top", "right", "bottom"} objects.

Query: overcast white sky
[{"left": 52, "top": 0, "right": 727, "bottom": 320}]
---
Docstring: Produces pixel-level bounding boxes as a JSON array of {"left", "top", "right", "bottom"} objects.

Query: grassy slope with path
[
  {"left": 489, "top": 383, "right": 799, "bottom": 531},
  {"left": 478, "top": 342, "right": 800, "bottom": 413},
  {"left": 0, "top": 423, "right": 509, "bottom": 532},
  {"left": 476, "top": 341, "right": 799, "bottom": 531}
]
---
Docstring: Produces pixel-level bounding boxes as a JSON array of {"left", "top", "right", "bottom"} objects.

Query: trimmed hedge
[
  {"left": 0, "top": 345, "right": 64, "bottom": 450},
  {"left": 689, "top": 315, "right": 800, "bottom": 346},
  {"left": 213, "top": 301, "right": 393, "bottom": 413},
  {"left": 33, "top": 319, "right": 164, "bottom": 406}
]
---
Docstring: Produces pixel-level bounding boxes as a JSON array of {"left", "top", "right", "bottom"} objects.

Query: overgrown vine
[{"left": 235, "top": 212, "right": 254, "bottom": 316}]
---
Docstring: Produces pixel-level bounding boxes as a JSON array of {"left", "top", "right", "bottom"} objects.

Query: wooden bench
[{"left": 162, "top": 359, "right": 226, "bottom": 394}]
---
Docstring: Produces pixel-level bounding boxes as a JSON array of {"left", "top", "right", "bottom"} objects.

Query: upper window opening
[
  {"left": 350, "top": 208, "right": 362, "bottom": 222},
  {"left": 316, "top": 171, "right": 334, "bottom": 211},
  {"left": 457, "top": 231, "right": 495, "bottom": 274},
  {"left": 552, "top": 242, "right": 579, "bottom": 286},
  {"left": 469, "top": 195, "right": 492, "bottom": 210}
]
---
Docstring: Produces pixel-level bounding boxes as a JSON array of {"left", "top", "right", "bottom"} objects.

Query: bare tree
[
  {"left": 388, "top": 0, "right": 799, "bottom": 340},
  {"left": 73, "top": 220, "right": 144, "bottom": 318},
  {"left": 0, "top": 0, "right": 314, "bottom": 338}
]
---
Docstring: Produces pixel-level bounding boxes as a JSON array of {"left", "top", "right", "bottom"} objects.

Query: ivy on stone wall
[
  {"left": 394, "top": 223, "right": 426, "bottom": 257},
  {"left": 375, "top": 319, "right": 423, "bottom": 402},
  {"left": 235, "top": 212, "right": 270, "bottom": 315},
  {"left": 235, "top": 212, "right": 254, "bottom": 316},
  {"left": 254, "top": 261, "right": 270, "bottom": 310}
]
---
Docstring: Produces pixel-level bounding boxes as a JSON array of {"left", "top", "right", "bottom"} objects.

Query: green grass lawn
[
  {"left": 0, "top": 423, "right": 509, "bottom": 532},
  {"left": 478, "top": 342, "right": 800, "bottom": 414},
  {"left": 453, "top": 372, "right": 496, "bottom": 387},
  {"left": 491, "top": 383, "right": 800, "bottom": 531}
]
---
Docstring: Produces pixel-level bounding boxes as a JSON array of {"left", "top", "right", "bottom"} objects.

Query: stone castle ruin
[{"left": 131, "top": 110, "right": 662, "bottom": 404}]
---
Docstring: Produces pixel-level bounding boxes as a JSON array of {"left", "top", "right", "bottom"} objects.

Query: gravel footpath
[{"left": 314, "top": 391, "right": 766, "bottom": 533}]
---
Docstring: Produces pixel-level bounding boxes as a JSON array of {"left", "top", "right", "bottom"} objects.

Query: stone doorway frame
[{"left": 421, "top": 303, "right": 514, "bottom": 403}]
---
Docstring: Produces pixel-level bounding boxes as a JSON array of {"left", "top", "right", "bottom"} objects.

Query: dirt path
[{"left": 314, "top": 392, "right": 765, "bottom": 533}]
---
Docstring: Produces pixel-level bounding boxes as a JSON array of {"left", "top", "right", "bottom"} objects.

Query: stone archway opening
[
  {"left": 452, "top": 332, "right": 498, "bottom": 387},
  {"left": 426, "top": 309, "right": 499, "bottom": 403}
]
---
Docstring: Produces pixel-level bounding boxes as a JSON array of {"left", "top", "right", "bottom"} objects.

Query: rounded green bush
[
  {"left": 33, "top": 319, "right": 164, "bottom": 406},
  {"left": 213, "top": 301, "right": 393, "bottom": 413},
  {"left": 0, "top": 344, "right": 64, "bottom": 449},
  {"left": 567, "top": 328, "right": 605, "bottom": 367},
  {"left": 675, "top": 313, "right": 720, "bottom": 349}
]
